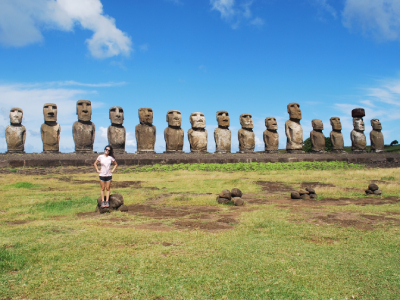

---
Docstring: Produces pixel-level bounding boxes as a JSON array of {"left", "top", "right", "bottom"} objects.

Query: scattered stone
[
  {"left": 368, "top": 183, "right": 379, "bottom": 191},
  {"left": 291, "top": 192, "right": 301, "bottom": 199},
  {"left": 216, "top": 196, "right": 231, "bottom": 204},
  {"left": 301, "top": 194, "right": 311, "bottom": 200},
  {"left": 374, "top": 190, "right": 382, "bottom": 195},
  {"left": 299, "top": 190, "right": 309, "bottom": 195},
  {"left": 365, "top": 189, "right": 373, "bottom": 195},
  {"left": 232, "top": 197, "right": 244, "bottom": 206},
  {"left": 310, "top": 193, "right": 317, "bottom": 199},
  {"left": 231, "top": 188, "right": 243, "bottom": 198},
  {"left": 219, "top": 189, "right": 232, "bottom": 200},
  {"left": 305, "top": 187, "right": 315, "bottom": 194},
  {"left": 118, "top": 205, "right": 128, "bottom": 212}
]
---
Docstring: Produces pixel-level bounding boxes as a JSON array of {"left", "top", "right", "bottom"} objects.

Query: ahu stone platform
[{"left": 0, "top": 152, "right": 399, "bottom": 168}]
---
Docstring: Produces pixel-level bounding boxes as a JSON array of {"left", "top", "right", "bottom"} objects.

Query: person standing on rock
[{"left": 94, "top": 145, "right": 118, "bottom": 208}]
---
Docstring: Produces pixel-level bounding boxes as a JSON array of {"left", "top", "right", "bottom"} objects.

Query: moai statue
[
  {"left": 5, "top": 108, "right": 26, "bottom": 153},
  {"left": 188, "top": 112, "right": 207, "bottom": 153},
  {"left": 108, "top": 106, "right": 126, "bottom": 154},
  {"left": 351, "top": 108, "right": 367, "bottom": 153},
  {"left": 164, "top": 110, "right": 184, "bottom": 153},
  {"left": 330, "top": 117, "right": 345, "bottom": 153},
  {"left": 41, "top": 103, "right": 61, "bottom": 153},
  {"left": 285, "top": 103, "right": 303, "bottom": 153},
  {"left": 238, "top": 113, "right": 255, "bottom": 153},
  {"left": 136, "top": 108, "right": 156, "bottom": 153},
  {"left": 370, "top": 119, "right": 384, "bottom": 153},
  {"left": 73, "top": 100, "right": 95, "bottom": 153},
  {"left": 263, "top": 117, "right": 279, "bottom": 153},
  {"left": 310, "top": 119, "right": 325, "bottom": 153},
  {"left": 214, "top": 111, "right": 231, "bottom": 153}
]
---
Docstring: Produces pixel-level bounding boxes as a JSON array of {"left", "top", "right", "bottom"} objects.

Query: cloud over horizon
[{"left": 0, "top": 0, "right": 132, "bottom": 58}]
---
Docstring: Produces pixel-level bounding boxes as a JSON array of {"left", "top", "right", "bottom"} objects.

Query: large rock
[
  {"left": 305, "top": 187, "right": 315, "bottom": 194},
  {"left": 219, "top": 190, "right": 231, "bottom": 200},
  {"left": 368, "top": 183, "right": 379, "bottom": 191},
  {"left": 97, "top": 193, "right": 124, "bottom": 210},
  {"left": 217, "top": 196, "right": 231, "bottom": 204},
  {"left": 231, "top": 188, "right": 243, "bottom": 198},
  {"left": 291, "top": 192, "right": 301, "bottom": 199},
  {"left": 232, "top": 197, "right": 244, "bottom": 206}
]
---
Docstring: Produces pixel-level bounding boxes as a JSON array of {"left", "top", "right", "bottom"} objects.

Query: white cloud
[
  {"left": 342, "top": 0, "right": 400, "bottom": 41},
  {"left": 210, "top": 0, "right": 264, "bottom": 29},
  {"left": 0, "top": 0, "right": 132, "bottom": 58},
  {"left": 312, "top": 0, "right": 337, "bottom": 19},
  {"left": 139, "top": 44, "right": 149, "bottom": 53}
]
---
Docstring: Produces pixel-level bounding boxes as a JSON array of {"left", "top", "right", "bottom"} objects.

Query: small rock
[
  {"left": 118, "top": 205, "right": 128, "bottom": 212},
  {"left": 291, "top": 192, "right": 301, "bottom": 199},
  {"left": 299, "top": 190, "right": 309, "bottom": 195},
  {"left": 99, "top": 207, "right": 111, "bottom": 214},
  {"left": 305, "top": 187, "right": 315, "bottom": 194},
  {"left": 368, "top": 183, "right": 379, "bottom": 191},
  {"left": 217, "top": 196, "right": 231, "bottom": 204},
  {"left": 310, "top": 193, "right": 317, "bottom": 199},
  {"left": 301, "top": 194, "right": 311, "bottom": 200},
  {"left": 232, "top": 197, "right": 244, "bottom": 206},
  {"left": 219, "top": 190, "right": 232, "bottom": 200},
  {"left": 365, "top": 189, "right": 373, "bottom": 195},
  {"left": 231, "top": 188, "right": 243, "bottom": 198},
  {"left": 374, "top": 190, "right": 382, "bottom": 195}
]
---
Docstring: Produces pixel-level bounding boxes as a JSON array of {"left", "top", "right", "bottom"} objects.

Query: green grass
[
  {"left": 7, "top": 181, "right": 39, "bottom": 189},
  {"left": 0, "top": 165, "right": 400, "bottom": 299}
]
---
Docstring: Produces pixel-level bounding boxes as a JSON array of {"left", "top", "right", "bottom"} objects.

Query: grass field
[{"left": 1, "top": 162, "right": 400, "bottom": 299}]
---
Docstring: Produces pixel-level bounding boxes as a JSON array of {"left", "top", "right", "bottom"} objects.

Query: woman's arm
[
  {"left": 94, "top": 160, "right": 100, "bottom": 173},
  {"left": 111, "top": 160, "right": 118, "bottom": 173}
]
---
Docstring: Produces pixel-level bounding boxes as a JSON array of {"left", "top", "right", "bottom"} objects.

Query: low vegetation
[{"left": 1, "top": 163, "right": 400, "bottom": 299}]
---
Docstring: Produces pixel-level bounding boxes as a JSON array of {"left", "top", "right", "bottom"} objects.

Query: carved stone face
[
  {"left": 312, "top": 119, "right": 323, "bottom": 130},
  {"left": 43, "top": 103, "right": 58, "bottom": 122},
  {"left": 109, "top": 106, "right": 124, "bottom": 125},
  {"left": 76, "top": 100, "right": 92, "bottom": 122},
  {"left": 353, "top": 118, "right": 365, "bottom": 131},
  {"left": 10, "top": 108, "right": 23, "bottom": 125},
  {"left": 265, "top": 117, "right": 277, "bottom": 130},
  {"left": 371, "top": 119, "right": 382, "bottom": 130},
  {"left": 287, "top": 102, "right": 302, "bottom": 120},
  {"left": 216, "top": 111, "right": 230, "bottom": 127},
  {"left": 190, "top": 112, "right": 206, "bottom": 129},
  {"left": 139, "top": 108, "right": 153, "bottom": 125},
  {"left": 240, "top": 114, "right": 254, "bottom": 129},
  {"left": 330, "top": 117, "right": 342, "bottom": 131},
  {"left": 166, "top": 110, "right": 182, "bottom": 127}
]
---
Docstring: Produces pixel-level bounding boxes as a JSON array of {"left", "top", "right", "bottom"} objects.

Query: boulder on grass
[
  {"left": 374, "top": 190, "right": 382, "bottom": 195},
  {"left": 232, "top": 197, "right": 244, "bottom": 206},
  {"left": 365, "top": 189, "right": 373, "bottom": 195},
  {"left": 305, "top": 187, "right": 315, "bottom": 194},
  {"left": 219, "top": 190, "right": 232, "bottom": 200},
  {"left": 217, "top": 196, "right": 231, "bottom": 204},
  {"left": 118, "top": 205, "right": 128, "bottom": 212},
  {"left": 301, "top": 194, "right": 311, "bottom": 200},
  {"left": 231, "top": 188, "right": 243, "bottom": 198},
  {"left": 368, "top": 183, "right": 379, "bottom": 191},
  {"left": 310, "top": 193, "right": 317, "bottom": 199},
  {"left": 291, "top": 192, "right": 301, "bottom": 199},
  {"left": 97, "top": 193, "right": 124, "bottom": 211},
  {"left": 299, "top": 190, "right": 309, "bottom": 195}
]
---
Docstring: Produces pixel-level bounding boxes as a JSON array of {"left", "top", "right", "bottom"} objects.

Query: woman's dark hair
[{"left": 104, "top": 145, "right": 115, "bottom": 159}]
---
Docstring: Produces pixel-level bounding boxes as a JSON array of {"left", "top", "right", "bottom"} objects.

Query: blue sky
[{"left": 0, "top": 0, "right": 399, "bottom": 153}]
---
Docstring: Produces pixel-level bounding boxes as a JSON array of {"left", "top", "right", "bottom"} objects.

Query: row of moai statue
[{"left": 5, "top": 101, "right": 384, "bottom": 154}]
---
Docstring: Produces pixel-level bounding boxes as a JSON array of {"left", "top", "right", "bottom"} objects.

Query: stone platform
[{"left": 0, "top": 152, "right": 399, "bottom": 168}]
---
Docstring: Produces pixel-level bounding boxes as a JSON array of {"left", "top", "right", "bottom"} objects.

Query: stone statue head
[
  {"left": 216, "top": 111, "right": 230, "bottom": 128},
  {"left": 76, "top": 100, "right": 92, "bottom": 122},
  {"left": 265, "top": 117, "right": 277, "bottom": 130},
  {"left": 139, "top": 108, "right": 153, "bottom": 125},
  {"left": 330, "top": 117, "right": 342, "bottom": 131},
  {"left": 240, "top": 113, "right": 254, "bottom": 129},
  {"left": 190, "top": 112, "right": 206, "bottom": 129},
  {"left": 109, "top": 106, "right": 124, "bottom": 125},
  {"left": 166, "top": 110, "right": 182, "bottom": 127},
  {"left": 353, "top": 117, "right": 365, "bottom": 131},
  {"left": 9, "top": 107, "right": 23, "bottom": 125},
  {"left": 43, "top": 103, "right": 58, "bottom": 122},
  {"left": 371, "top": 118, "right": 382, "bottom": 130},
  {"left": 312, "top": 119, "right": 323, "bottom": 131},
  {"left": 287, "top": 102, "right": 302, "bottom": 120}
]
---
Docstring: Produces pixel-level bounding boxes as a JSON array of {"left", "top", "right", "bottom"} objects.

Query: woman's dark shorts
[{"left": 99, "top": 176, "right": 112, "bottom": 182}]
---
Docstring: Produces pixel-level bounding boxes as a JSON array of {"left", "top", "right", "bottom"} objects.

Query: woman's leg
[
  {"left": 105, "top": 180, "right": 111, "bottom": 203},
  {"left": 100, "top": 180, "right": 105, "bottom": 206}
]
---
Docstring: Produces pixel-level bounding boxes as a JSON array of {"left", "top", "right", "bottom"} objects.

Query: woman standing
[{"left": 94, "top": 145, "right": 118, "bottom": 208}]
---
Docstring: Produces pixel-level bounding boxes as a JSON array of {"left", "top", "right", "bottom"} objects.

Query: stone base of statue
[
  {"left": 311, "top": 150, "right": 326, "bottom": 154},
  {"left": 164, "top": 150, "right": 184, "bottom": 154},
  {"left": 331, "top": 149, "right": 346, "bottom": 154},
  {"left": 352, "top": 150, "right": 368, "bottom": 154},
  {"left": 113, "top": 150, "right": 126, "bottom": 154},
  {"left": 286, "top": 149, "right": 304, "bottom": 154},
  {"left": 6, "top": 150, "right": 25, "bottom": 154},
  {"left": 215, "top": 150, "right": 231, "bottom": 154},
  {"left": 137, "top": 150, "right": 155, "bottom": 154},
  {"left": 237, "top": 150, "right": 254, "bottom": 154},
  {"left": 370, "top": 149, "right": 385, "bottom": 153},
  {"left": 42, "top": 150, "right": 60, "bottom": 154},
  {"left": 190, "top": 150, "right": 207, "bottom": 153},
  {"left": 75, "top": 150, "right": 94, "bottom": 154},
  {"left": 265, "top": 150, "right": 279, "bottom": 154}
]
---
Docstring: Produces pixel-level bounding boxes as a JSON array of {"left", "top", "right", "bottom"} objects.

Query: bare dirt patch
[
  {"left": 5, "top": 220, "right": 32, "bottom": 225},
  {"left": 255, "top": 181, "right": 295, "bottom": 193},
  {"left": 300, "top": 182, "right": 336, "bottom": 188},
  {"left": 174, "top": 220, "right": 232, "bottom": 231}
]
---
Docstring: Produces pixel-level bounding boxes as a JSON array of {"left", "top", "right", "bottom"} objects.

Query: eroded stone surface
[
  {"left": 285, "top": 103, "right": 303, "bottom": 152},
  {"left": 188, "top": 112, "right": 207, "bottom": 152},
  {"left": 41, "top": 103, "right": 61, "bottom": 153},
  {"left": 6, "top": 108, "right": 26, "bottom": 153},
  {"left": 330, "top": 117, "right": 344, "bottom": 152},
  {"left": 73, "top": 100, "right": 95, "bottom": 153},
  {"left": 214, "top": 111, "right": 231, "bottom": 153},
  {"left": 108, "top": 106, "right": 126, "bottom": 153},
  {"left": 136, "top": 108, "right": 156, "bottom": 153},
  {"left": 165, "top": 110, "right": 184, "bottom": 152},
  {"left": 263, "top": 117, "right": 279, "bottom": 153},
  {"left": 310, "top": 119, "right": 325, "bottom": 153},
  {"left": 351, "top": 115, "right": 366, "bottom": 152},
  {"left": 370, "top": 119, "right": 384, "bottom": 153},
  {"left": 238, "top": 113, "right": 255, "bottom": 153}
]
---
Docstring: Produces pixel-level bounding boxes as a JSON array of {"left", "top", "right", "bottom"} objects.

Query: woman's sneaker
[
  {"left": 100, "top": 201, "right": 106, "bottom": 208},
  {"left": 105, "top": 201, "right": 110, "bottom": 208}
]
